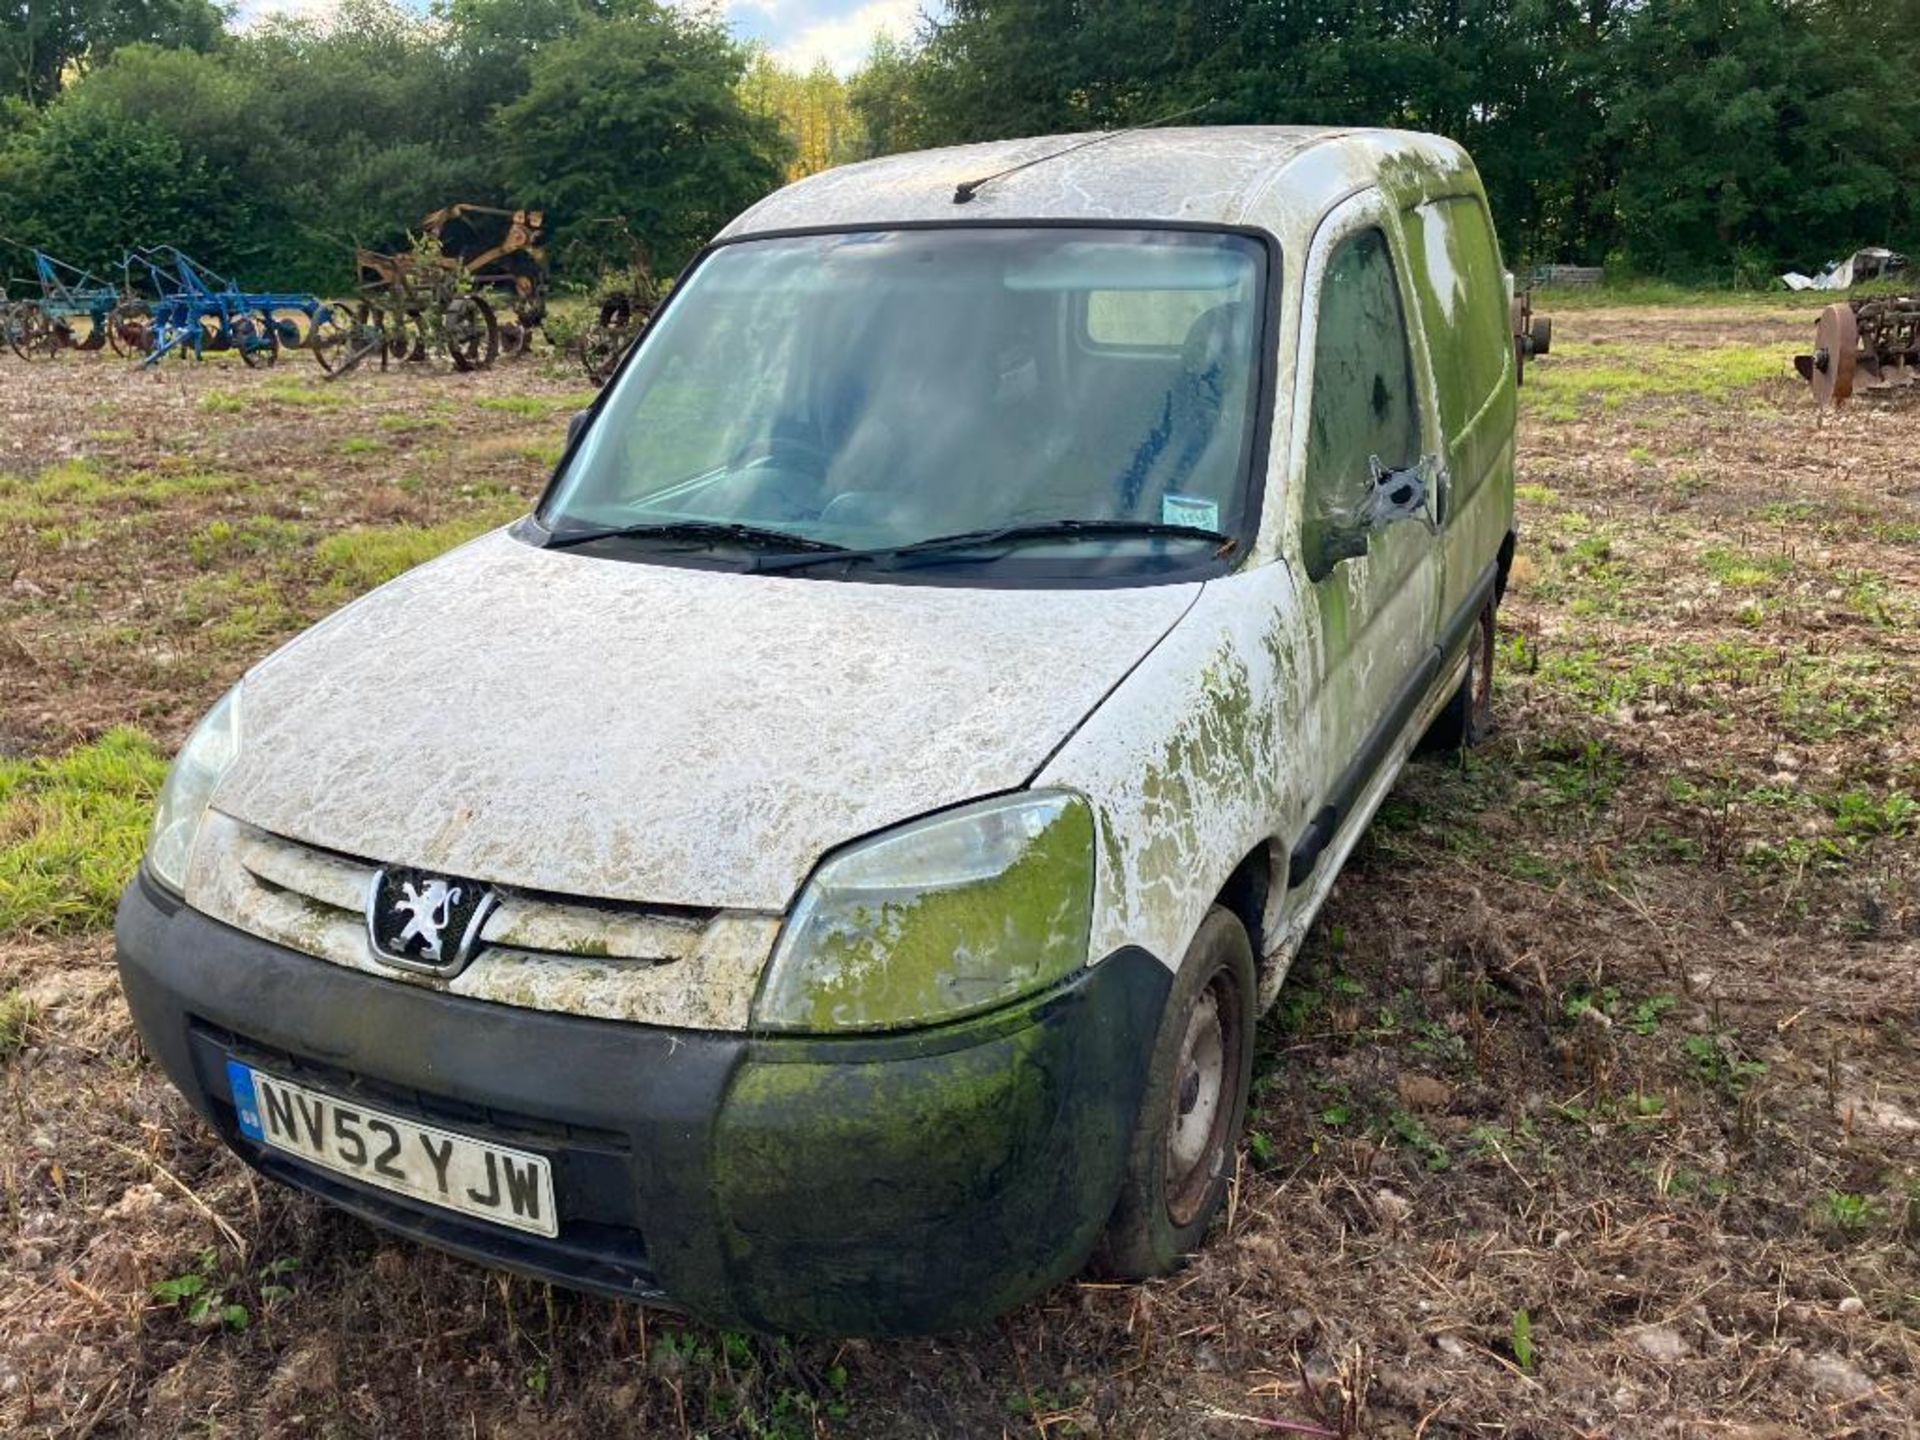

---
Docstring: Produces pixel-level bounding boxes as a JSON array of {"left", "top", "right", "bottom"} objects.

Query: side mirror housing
[
  {"left": 1303, "top": 455, "right": 1436, "bottom": 581},
  {"left": 1362, "top": 456, "right": 1430, "bottom": 528}
]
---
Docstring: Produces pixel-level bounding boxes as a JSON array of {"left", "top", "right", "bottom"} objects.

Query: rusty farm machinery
[
  {"left": 1796, "top": 296, "right": 1920, "bottom": 407},
  {"left": 312, "top": 203, "right": 553, "bottom": 377},
  {"left": 419, "top": 203, "right": 549, "bottom": 357},
  {"left": 321, "top": 239, "right": 505, "bottom": 376},
  {"left": 562, "top": 218, "right": 665, "bottom": 386},
  {"left": 1, "top": 241, "right": 118, "bottom": 359},
  {"left": 1, "top": 203, "right": 662, "bottom": 381}
]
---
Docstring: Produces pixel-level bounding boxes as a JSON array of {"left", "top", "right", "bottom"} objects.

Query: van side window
[{"left": 1301, "top": 229, "right": 1418, "bottom": 582}]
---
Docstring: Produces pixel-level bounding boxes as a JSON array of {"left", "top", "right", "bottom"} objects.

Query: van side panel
[{"left": 1396, "top": 188, "right": 1518, "bottom": 634}]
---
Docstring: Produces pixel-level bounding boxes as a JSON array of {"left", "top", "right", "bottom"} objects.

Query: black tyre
[
  {"left": 1097, "top": 905, "right": 1256, "bottom": 1278},
  {"left": 444, "top": 294, "right": 499, "bottom": 372},
  {"left": 1420, "top": 597, "right": 1496, "bottom": 753}
]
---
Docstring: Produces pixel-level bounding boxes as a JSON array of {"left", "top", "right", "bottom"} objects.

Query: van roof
[{"left": 719, "top": 126, "right": 1470, "bottom": 240}]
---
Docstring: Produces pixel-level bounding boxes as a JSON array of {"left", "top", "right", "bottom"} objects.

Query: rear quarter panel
[{"left": 1383, "top": 158, "right": 1518, "bottom": 626}]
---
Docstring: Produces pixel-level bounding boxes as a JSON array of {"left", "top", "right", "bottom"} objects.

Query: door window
[{"left": 1300, "top": 229, "right": 1418, "bottom": 582}]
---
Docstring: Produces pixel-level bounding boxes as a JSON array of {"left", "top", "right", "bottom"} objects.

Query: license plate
[{"left": 226, "top": 1061, "right": 558, "bottom": 1237}]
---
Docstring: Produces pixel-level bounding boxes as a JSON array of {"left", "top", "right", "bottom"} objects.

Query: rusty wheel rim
[
  {"left": 1811, "top": 303, "right": 1858, "bottom": 407},
  {"left": 1165, "top": 966, "right": 1243, "bottom": 1227},
  {"left": 1471, "top": 604, "right": 1496, "bottom": 732}
]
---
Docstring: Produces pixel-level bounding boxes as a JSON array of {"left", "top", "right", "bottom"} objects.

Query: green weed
[
  {"left": 1629, "top": 996, "right": 1677, "bottom": 1035},
  {"left": 0, "top": 730, "right": 169, "bottom": 937},
  {"left": 1703, "top": 547, "right": 1792, "bottom": 588},
  {"left": 1683, "top": 1033, "right": 1766, "bottom": 1095},
  {"left": 262, "top": 381, "right": 349, "bottom": 408},
  {"left": 1523, "top": 340, "right": 1791, "bottom": 417},
  {"left": 151, "top": 1248, "right": 253, "bottom": 1330},
  {"left": 376, "top": 412, "right": 449, "bottom": 433},
  {"left": 199, "top": 390, "right": 247, "bottom": 415},
  {"left": 1823, "top": 1191, "right": 1873, "bottom": 1233},
  {"left": 1386, "top": 1109, "right": 1451, "bottom": 1171},
  {"left": 315, "top": 513, "right": 512, "bottom": 592},
  {"left": 476, "top": 392, "right": 596, "bottom": 418},
  {"left": 1527, "top": 735, "right": 1626, "bottom": 816},
  {"left": 1511, "top": 1309, "right": 1537, "bottom": 1375},
  {"left": 0, "top": 990, "right": 32, "bottom": 1060},
  {"left": 1825, "top": 788, "right": 1918, "bottom": 838}
]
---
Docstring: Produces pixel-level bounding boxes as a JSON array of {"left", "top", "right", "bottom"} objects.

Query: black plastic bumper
[{"left": 114, "top": 871, "right": 1169, "bottom": 1334}]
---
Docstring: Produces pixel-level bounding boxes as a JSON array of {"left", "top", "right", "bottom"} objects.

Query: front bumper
[{"left": 115, "top": 871, "right": 1168, "bottom": 1334}]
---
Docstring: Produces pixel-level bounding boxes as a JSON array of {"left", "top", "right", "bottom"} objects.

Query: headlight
[
  {"left": 753, "top": 791, "right": 1095, "bottom": 1033},
  {"left": 146, "top": 685, "right": 243, "bottom": 895}
]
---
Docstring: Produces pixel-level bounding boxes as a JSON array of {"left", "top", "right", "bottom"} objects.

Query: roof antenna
[{"left": 952, "top": 101, "right": 1216, "bottom": 205}]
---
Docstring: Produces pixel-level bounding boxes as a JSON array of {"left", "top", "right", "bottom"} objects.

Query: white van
[{"left": 118, "top": 127, "right": 1523, "bottom": 1335}]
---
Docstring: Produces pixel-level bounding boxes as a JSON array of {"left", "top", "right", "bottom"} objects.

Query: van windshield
[{"left": 539, "top": 227, "right": 1269, "bottom": 580}]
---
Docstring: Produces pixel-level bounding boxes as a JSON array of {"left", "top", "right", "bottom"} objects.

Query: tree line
[{"left": 3, "top": 0, "right": 1915, "bottom": 293}]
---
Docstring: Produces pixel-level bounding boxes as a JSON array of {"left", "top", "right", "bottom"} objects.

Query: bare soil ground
[{"left": 1, "top": 310, "right": 1915, "bottom": 1439}]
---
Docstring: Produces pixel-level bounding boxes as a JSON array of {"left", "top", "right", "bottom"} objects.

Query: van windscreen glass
[{"left": 540, "top": 227, "right": 1269, "bottom": 580}]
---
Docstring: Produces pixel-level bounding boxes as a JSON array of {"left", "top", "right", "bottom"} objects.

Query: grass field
[{"left": 1, "top": 307, "right": 1916, "bottom": 1438}]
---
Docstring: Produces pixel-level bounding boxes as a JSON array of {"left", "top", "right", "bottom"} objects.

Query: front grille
[
  {"left": 232, "top": 824, "right": 714, "bottom": 964},
  {"left": 185, "top": 812, "right": 781, "bottom": 1029}
]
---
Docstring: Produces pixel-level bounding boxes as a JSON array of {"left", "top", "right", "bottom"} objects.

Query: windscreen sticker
[{"left": 1161, "top": 493, "right": 1220, "bottom": 531}]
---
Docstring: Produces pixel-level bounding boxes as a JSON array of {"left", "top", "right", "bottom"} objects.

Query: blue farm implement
[
  {"left": 118, "top": 247, "right": 350, "bottom": 369},
  {"left": 1, "top": 240, "right": 119, "bottom": 359}
]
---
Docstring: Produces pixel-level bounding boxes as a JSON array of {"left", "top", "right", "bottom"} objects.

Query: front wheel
[
  {"left": 1096, "top": 906, "right": 1255, "bottom": 1278},
  {"left": 107, "top": 300, "right": 153, "bottom": 358}
]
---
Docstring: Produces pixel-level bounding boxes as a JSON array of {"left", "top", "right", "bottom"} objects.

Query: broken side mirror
[
  {"left": 1362, "top": 454, "right": 1433, "bottom": 529},
  {"left": 567, "top": 409, "right": 592, "bottom": 450},
  {"left": 1304, "top": 455, "right": 1438, "bottom": 580}
]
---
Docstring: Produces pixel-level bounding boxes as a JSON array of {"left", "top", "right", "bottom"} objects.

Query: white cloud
[
  {"left": 772, "top": 0, "right": 922, "bottom": 74},
  {"left": 239, "top": 0, "right": 927, "bottom": 75}
]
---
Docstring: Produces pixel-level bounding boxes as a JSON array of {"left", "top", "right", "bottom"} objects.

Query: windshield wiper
[
  {"left": 544, "top": 520, "right": 848, "bottom": 554},
  {"left": 752, "top": 518, "right": 1234, "bottom": 574}
]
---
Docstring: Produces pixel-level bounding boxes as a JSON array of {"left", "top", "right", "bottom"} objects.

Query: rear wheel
[
  {"left": 1096, "top": 906, "right": 1255, "bottom": 1278},
  {"left": 443, "top": 294, "right": 499, "bottom": 372},
  {"left": 1421, "top": 597, "right": 1497, "bottom": 752}
]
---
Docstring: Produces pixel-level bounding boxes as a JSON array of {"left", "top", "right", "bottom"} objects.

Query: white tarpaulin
[{"left": 1783, "top": 247, "right": 1908, "bottom": 292}]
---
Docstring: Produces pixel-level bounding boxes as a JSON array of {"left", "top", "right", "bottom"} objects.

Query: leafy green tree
[
  {"left": 0, "top": 98, "right": 224, "bottom": 271},
  {"left": 848, "top": 32, "right": 927, "bottom": 157},
  {"left": 493, "top": 6, "right": 787, "bottom": 269},
  {"left": 0, "top": 0, "right": 223, "bottom": 105},
  {"left": 1604, "top": 0, "right": 1920, "bottom": 275}
]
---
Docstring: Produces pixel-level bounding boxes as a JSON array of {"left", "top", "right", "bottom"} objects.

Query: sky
[{"left": 232, "top": 1, "right": 941, "bottom": 75}]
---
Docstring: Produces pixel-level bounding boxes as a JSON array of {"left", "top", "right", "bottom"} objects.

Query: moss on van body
[
  {"left": 765, "top": 801, "right": 1095, "bottom": 1032},
  {"left": 707, "top": 945, "right": 1169, "bottom": 1334}
]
